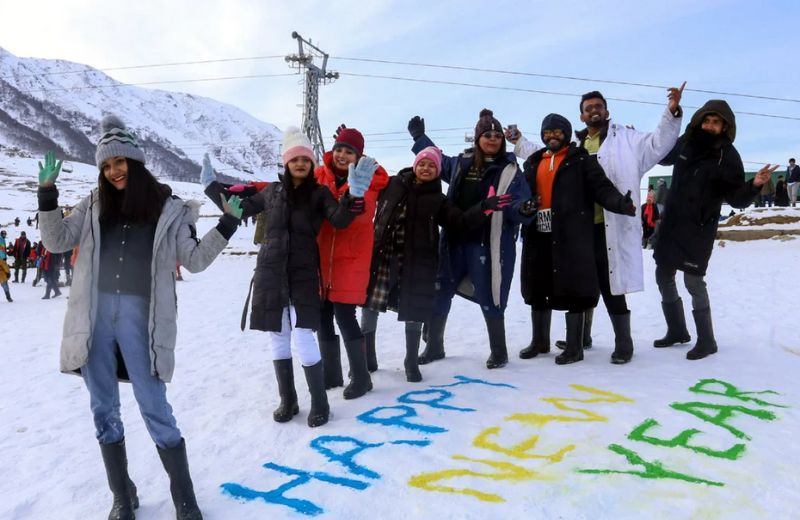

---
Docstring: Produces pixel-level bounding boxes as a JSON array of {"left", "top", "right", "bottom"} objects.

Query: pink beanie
[
  {"left": 413, "top": 146, "right": 442, "bottom": 175},
  {"left": 282, "top": 126, "right": 316, "bottom": 165}
]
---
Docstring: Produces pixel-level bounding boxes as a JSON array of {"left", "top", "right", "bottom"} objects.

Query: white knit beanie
[
  {"left": 281, "top": 126, "right": 316, "bottom": 165},
  {"left": 95, "top": 114, "right": 146, "bottom": 168}
]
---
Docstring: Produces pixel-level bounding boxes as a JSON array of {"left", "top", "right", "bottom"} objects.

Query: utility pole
[{"left": 285, "top": 32, "right": 339, "bottom": 163}]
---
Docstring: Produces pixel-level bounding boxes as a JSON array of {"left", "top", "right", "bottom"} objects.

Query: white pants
[
  {"left": 789, "top": 182, "right": 800, "bottom": 205},
  {"left": 268, "top": 306, "right": 321, "bottom": 366}
]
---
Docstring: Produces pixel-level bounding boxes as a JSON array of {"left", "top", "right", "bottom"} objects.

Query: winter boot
[
  {"left": 653, "top": 298, "right": 692, "bottom": 348},
  {"left": 318, "top": 335, "right": 344, "bottom": 389},
  {"left": 555, "top": 308, "right": 593, "bottom": 350},
  {"left": 4, "top": 288, "right": 11, "bottom": 302},
  {"left": 485, "top": 316, "right": 509, "bottom": 369},
  {"left": 419, "top": 314, "right": 447, "bottom": 365},
  {"left": 42, "top": 287, "right": 51, "bottom": 299},
  {"left": 609, "top": 312, "right": 634, "bottom": 364},
  {"left": 555, "top": 312, "right": 585, "bottom": 365},
  {"left": 343, "top": 337, "right": 373, "bottom": 400},
  {"left": 303, "top": 361, "right": 330, "bottom": 427},
  {"left": 686, "top": 308, "right": 718, "bottom": 360},
  {"left": 99, "top": 439, "right": 139, "bottom": 520},
  {"left": 519, "top": 308, "right": 551, "bottom": 359},
  {"left": 404, "top": 326, "right": 423, "bottom": 382},
  {"left": 272, "top": 359, "right": 299, "bottom": 423},
  {"left": 364, "top": 331, "right": 378, "bottom": 373},
  {"left": 157, "top": 438, "right": 203, "bottom": 520},
  {"left": 54, "top": 286, "right": 62, "bottom": 298}
]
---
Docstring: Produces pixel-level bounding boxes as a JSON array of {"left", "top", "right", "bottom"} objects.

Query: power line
[
  {"left": 333, "top": 56, "right": 800, "bottom": 104},
  {"left": 18, "top": 73, "right": 296, "bottom": 94}
]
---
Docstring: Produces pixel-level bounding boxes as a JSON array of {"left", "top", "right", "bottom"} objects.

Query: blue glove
[
  {"left": 347, "top": 156, "right": 378, "bottom": 197},
  {"left": 200, "top": 153, "right": 216, "bottom": 188}
]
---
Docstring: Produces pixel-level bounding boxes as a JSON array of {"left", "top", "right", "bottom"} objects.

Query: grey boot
[
  {"left": 364, "top": 331, "right": 378, "bottom": 373},
  {"left": 303, "top": 361, "right": 330, "bottom": 427},
  {"left": 318, "top": 335, "right": 344, "bottom": 389},
  {"left": 272, "top": 359, "right": 299, "bottom": 423},
  {"left": 609, "top": 312, "right": 634, "bottom": 364},
  {"left": 686, "top": 308, "right": 718, "bottom": 360},
  {"left": 404, "top": 326, "right": 423, "bottom": 382},
  {"left": 99, "top": 439, "right": 139, "bottom": 520},
  {"left": 157, "top": 438, "right": 203, "bottom": 520},
  {"left": 485, "top": 316, "right": 508, "bottom": 369},
  {"left": 519, "top": 308, "right": 551, "bottom": 359},
  {"left": 653, "top": 298, "right": 692, "bottom": 348},
  {"left": 419, "top": 314, "right": 447, "bottom": 365},
  {"left": 343, "top": 337, "right": 373, "bottom": 400},
  {"left": 555, "top": 312, "right": 585, "bottom": 365},
  {"left": 556, "top": 308, "right": 593, "bottom": 350}
]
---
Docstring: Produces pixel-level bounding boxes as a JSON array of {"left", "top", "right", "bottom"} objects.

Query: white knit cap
[
  {"left": 281, "top": 126, "right": 316, "bottom": 165},
  {"left": 95, "top": 114, "right": 146, "bottom": 168}
]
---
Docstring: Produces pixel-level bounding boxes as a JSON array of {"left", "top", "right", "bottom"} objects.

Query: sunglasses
[
  {"left": 481, "top": 131, "right": 504, "bottom": 140},
  {"left": 542, "top": 129, "right": 564, "bottom": 138}
]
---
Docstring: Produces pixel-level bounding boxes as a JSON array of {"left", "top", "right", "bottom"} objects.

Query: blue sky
[{"left": 1, "top": 0, "right": 798, "bottom": 176}]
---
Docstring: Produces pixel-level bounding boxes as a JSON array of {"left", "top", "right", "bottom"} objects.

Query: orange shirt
[{"left": 536, "top": 147, "right": 568, "bottom": 210}]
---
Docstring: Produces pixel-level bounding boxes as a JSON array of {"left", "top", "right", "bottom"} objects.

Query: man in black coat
[
  {"left": 519, "top": 113, "right": 636, "bottom": 365},
  {"left": 653, "top": 100, "right": 775, "bottom": 360},
  {"left": 12, "top": 231, "right": 31, "bottom": 283}
]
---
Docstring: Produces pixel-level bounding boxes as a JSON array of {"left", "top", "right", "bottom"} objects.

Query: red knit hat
[{"left": 333, "top": 128, "right": 364, "bottom": 156}]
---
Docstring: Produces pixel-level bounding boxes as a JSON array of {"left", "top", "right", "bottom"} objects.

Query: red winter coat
[{"left": 315, "top": 151, "right": 389, "bottom": 304}]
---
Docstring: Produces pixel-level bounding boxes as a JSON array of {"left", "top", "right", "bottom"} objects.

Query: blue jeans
[{"left": 82, "top": 292, "right": 182, "bottom": 449}]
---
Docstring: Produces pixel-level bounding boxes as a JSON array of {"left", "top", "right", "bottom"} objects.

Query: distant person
[
  {"left": 26, "top": 217, "right": 33, "bottom": 226},
  {"left": 759, "top": 174, "right": 775, "bottom": 208},
  {"left": 37, "top": 114, "right": 242, "bottom": 519},
  {"left": 641, "top": 192, "right": 660, "bottom": 248},
  {"left": 654, "top": 100, "right": 776, "bottom": 361},
  {"left": 787, "top": 158, "right": 800, "bottom": 207},
  {"left": 0, "top": 229, "right": 11, "bottom": 302},
  {"left": 775, "top": 175, "right": 790, "bottom": 207},
  {"left": 40, "top": 249, "right": 62, "bottom": 299},
  {"left": 14, "top": 216, "right": 20, "bottom": 227},
  {"left": 655, "top": 178, "right": 668, "bottom": 214},
  {"left": 12, "top": 231, "right": 31, "bottom": 283}
]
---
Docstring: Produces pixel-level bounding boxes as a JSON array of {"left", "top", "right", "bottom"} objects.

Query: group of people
[
  {"left": 0, "top": 229, "right": 72, "bottom": 302},
  {"left": 35, "top": 82, "right": 777, "bottom": 518}
]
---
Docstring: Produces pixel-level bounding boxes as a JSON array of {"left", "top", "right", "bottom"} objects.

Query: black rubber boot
[
  {"left": 364, "top": 331, "right": 378, "bottom": 373},
  {"left": 686, "top": 308, "right": 718, "bottom": 360},
  {"left": 653, "top": 298, "right": 692, "bottom": 348},
  {"left": 404, "top": 327, "right": 423, "bottom": 382},
  {"left": 609, "top": 312, "right": 634, "bottom": 364},
  {"left": 318, "top": 335, "right": 344, "bottom": 389},
  {"left": 485, "top": 316, "right": 508, "bottom": 369},
  {"left": 272, "top": 359, "right": 299, "bottom": 423},
  {"left": 519, "top": 308, "right": 551, "bottom": 359},
  {"left": 99, "top": 439, "right": 139, "bottom": 520},
  {"left": 157, "top": 438, "right": 203, "bottom": 520},
  {"left": 303, "top": 361, "right": 330, "bottom": 427},
  {"left": 555, "top": 308, "right": 593, "bottom": 350},
  {"left": 555, "top": 312, "right": 585, "bottom": 365},
  {"left": 4, "top": 288, "right": 12, "bottom": 302},
  {"left": 343, "top": 337, "right": 373, "bottom": 400},
  {"left": 419, "top": 314, "right": 447, "bottom": 365}
]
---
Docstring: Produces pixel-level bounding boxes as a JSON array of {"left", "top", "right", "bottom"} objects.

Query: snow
[{"left": 1, "top": 157, "right": 799, "bottom": 520}]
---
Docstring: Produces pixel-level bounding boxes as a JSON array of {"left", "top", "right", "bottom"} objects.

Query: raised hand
[
  {"left": 407, "top": 116, "right": 425, "bottom": 140},
  {"left": 220, "top": 193, "right": 243, "bottom": 219},
  {"left": 503, "top": 126, "right": 521, "bottom": 144},
  {"left": 753, "top": 164, "right": 780, "bottom": 187},
  {"left": 667, "top": 81, "right": 686, "bottom": 114},
  {"left": 332, "top": 123, "right": 347, "bottom": 140},
  {"left": 347, "top": 155, "right": 379, "bottom": 197},
  {"left": 38, "top": 151, "right": 63, "bottom": 187},
  {"left": 200, "top": 153, "right": 217, "bottom": 188},
  {"left": 619, "top": 190, "right": 636, "bottom": 216}
]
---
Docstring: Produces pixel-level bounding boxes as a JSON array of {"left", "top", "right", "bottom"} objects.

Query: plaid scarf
[{"left": 365, "top": 204, "right": 407, "bottom": 312}]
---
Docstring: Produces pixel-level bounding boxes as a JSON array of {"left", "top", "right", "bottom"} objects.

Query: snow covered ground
[{"left": 1, "top": 159, "right": 799, "bottom": 519}]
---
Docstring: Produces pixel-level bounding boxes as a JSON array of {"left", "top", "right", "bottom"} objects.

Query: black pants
[
  {"left": 528, "top": 231, "right": 596, "bottom": 312},
  {"left": 13, "top": 261, "right": 27, "bottom": 282},
  {"left": 593, "top": 223, "right": 629, "bottom": 315},
  {"left": 319, "top": 299, "right": 362, "bottom": 341}
]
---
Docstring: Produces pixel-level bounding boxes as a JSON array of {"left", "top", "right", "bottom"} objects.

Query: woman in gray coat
[{"left": 37, "top": 115, "right": 242, "bottom": 520}]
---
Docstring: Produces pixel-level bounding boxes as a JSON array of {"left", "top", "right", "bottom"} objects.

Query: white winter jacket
[{"left": 515, "top": 107, "right": 681, "bottom": 294}]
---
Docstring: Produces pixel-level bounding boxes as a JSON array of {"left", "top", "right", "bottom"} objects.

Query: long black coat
[
  {"left": 654, "top": 101, "right": 759, "bottom": 276},
  {"left": 368, "top": 168, "right": 485, "bottom": 322},
  {"left": 206, "top": 175, "right": 354, "bottom": 332},
  {"left": 520, "top": 144, "right": 631, "bottom": 302}
]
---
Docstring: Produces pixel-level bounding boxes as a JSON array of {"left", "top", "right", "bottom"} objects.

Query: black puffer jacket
[
  {"left": 368, "top": 168, "right": 485, "bottom": 322},
  {"left": 520, "top": 143, "right": 631, "bottom": 301},
  {"left": 654, "top": 100, "right": 759, "bottom": 276},
  {"left": 206, "top": 174, "right": 355, "bottom": 331}
]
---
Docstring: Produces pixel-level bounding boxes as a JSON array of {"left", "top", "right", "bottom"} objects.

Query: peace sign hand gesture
[
  {"left": 753, "top": 164, "right": 779, "bottom": 187},
  {"left": 667, "top": 81, "right": 686, "bottom": 114}
]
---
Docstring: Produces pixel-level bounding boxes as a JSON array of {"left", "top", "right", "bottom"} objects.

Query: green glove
[
  {"left": 38, "top": 151, "right": 63, "bottom": 187},
  {"left": 221, "top": 193, "right": 243, "bottom": 219}
]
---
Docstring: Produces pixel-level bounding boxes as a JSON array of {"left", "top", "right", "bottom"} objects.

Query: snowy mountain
[{"left": 0, "top": 47, "right": 282, "bottom": 183}]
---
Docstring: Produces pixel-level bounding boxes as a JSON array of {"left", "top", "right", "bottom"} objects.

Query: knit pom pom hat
[
  {"left": 333, "top": 128, "right": 365, "bottom": 156},
  {"left": 282, "top": 126, "right": 316, "bottom": 165},
  {"left": 95, "top": 114, "right": 146, "bottom": 168},
  {"left": 412, "top": 146, "right": 442, "bottom": 176},
  {"left": 474, "top": 108, "right": 503, "bottom": 141}
]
